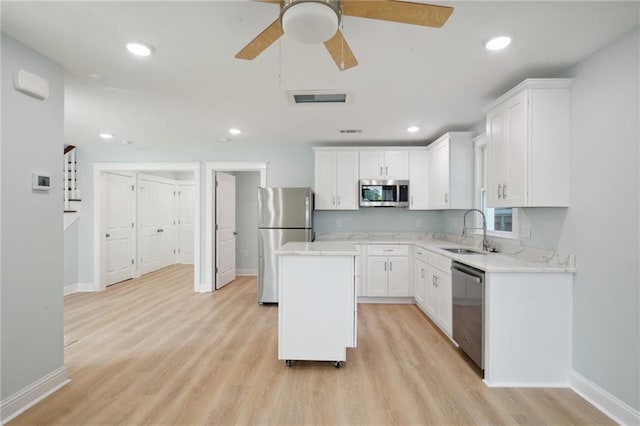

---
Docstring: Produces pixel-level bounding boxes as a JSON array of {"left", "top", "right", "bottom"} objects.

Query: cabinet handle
[
  {"left": 421, "top": 268, "right": 425, "bottom": 278},
  {"left": 332, "top": 196, "right": 336, "bottom": 206},
  {"left": 498, "top": 184, "right": 502, "bottom": 199},
  {"left": 385, "top": 166, "right": 388, "bottom": 176},
  {"left": 444, "top": 193, "right": 448, "bottom": 203},
  {"left": 337, "top": 196, "right": 341, "bottom": 206},
  {"left": 411, "top": 196, "right": 414, "bottom": 206},
  {"left": 389, "top": 261, "right": 393, "bottom": 272},
  {"left": 105, "top": 233, "right": 110, "bottom": 238},
  {"left": 432, "top": 276, "right": 436, "bottom": 285},
  {"left": 384, "top": 261, "right": 387, "bottom": 272},
  {"left": 502, "top": 184, "right": 507, "bottom": 199},
  {"left": 434, "top": 276, "right": 439, "bottom": 287},
  {"left": 380, "top": 166, "right": 383, "bottom": 176}
]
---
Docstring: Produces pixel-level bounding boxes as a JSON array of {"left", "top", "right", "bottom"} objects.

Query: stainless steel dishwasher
[{"left": 451, "top": 261, "right": 485, "bottom": 371}]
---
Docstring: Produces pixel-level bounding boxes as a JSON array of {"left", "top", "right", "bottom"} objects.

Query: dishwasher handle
[{"left": 451, "top": 261, "right": 484, "bottom": 282}]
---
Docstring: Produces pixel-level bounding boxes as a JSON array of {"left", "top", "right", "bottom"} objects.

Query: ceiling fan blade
[
  {"left": 341, "top": 0, "right": 454, "bottom": 28},
  {"left": 324, "top": 30, "right": 358, "bottom": 71},
  {"left": 235, "top": 19, "right": 284, "bottom": 60}
]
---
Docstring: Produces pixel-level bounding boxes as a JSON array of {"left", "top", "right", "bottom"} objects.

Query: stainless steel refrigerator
[{"left": 258, "top": 187, "right": 314, "bottom": 304}]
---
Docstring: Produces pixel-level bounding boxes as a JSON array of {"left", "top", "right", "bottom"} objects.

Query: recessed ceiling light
[
  {"left": 229, "top": 128, "right": 241, "bottom": 135},
  {"left": 99, "top": 133, "right": 114, "bottom": 140},
  {"left": 220, "top": 138, "right": 232, "bottom": 143},
  {"left": 407, "top": 126, "right": 420, "bottom": 133},
  {"left": 121, "top": 140, "right": 133, "bottom": 145},
  {"left": 486, "top": 36, "right": 511, "bottom": 51},
  {"left": 126, "top": 42, "right": 154, "bottom": 57}
]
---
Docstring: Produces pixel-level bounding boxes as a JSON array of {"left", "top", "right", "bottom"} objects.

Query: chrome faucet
[{"left": 462, "top": 209, "right": 490, "bottom": 252}]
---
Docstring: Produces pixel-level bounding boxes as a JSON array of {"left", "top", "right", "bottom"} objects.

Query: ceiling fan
[{"left": 235, "top": 0, "right": 454, "bottom": 71}]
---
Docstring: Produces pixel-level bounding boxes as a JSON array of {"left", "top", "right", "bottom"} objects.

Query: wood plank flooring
[{"left": 12, "top": 264, "right": 613, "bottom": 425}]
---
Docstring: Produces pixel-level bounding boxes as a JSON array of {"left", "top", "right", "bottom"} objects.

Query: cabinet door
[
  {"left": 409, "top": 150, "right": 429, "bottom": 210},
  {"left": 486, "top": 107, "right": 508, "bottom": 207},
  {"left": 366, "top": 256, "right": 389, "bottom": 296},
  {"left": 384, "top": 150, "right": 410, "bottom": 180},
  {"left": 314, "top": 151, "right": 337, "bottom": 210},
  {"left": 428, "top": 139, "right": 450, "bottom": 209},
  {"left": 335, "top": 151, "right": 359, "bottom": 210},
  {"left": 387, "top": 257, "right": 410, "bottom": 297},
  {"left": 424, "top": 266, "right": 438, "bottom": 318},
  {"left": 413, "top": 258, "right": 426, "bottom": 307},
  {"left": 435, "top": 271, "right": 452, "bottom": 336},
  {"left": 359, "top": 151, "right": 385, "bottom": 180},
  {"left": 504, "top": 91, "right": 528, "bottom": 207}
]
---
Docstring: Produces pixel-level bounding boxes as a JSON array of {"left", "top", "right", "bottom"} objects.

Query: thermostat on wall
[{"left": 32, "top": 173, "right": 51, "bottom": 190}]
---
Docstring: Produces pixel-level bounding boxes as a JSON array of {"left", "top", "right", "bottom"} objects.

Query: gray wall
[
  {"left": 64, "top": 220, "right": 79, "bottom": 287},
  {"left": 1, "top": 34, "right": 65, "bottom": 399},
  {"left": 235, "top": 171, "right": 259, "bottom": 272},
  {"left": 557, "top": 28, "right": 639, "bottom": 410}
]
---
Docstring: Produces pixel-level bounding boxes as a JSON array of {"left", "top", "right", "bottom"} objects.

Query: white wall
[
  {"left": 314, "top": 209, "right": 441, "bottom": 233},
  {"left": 557, "top": 27, "right": 639, "bottom": 411},
  {"left": 1, "top": 34, "right": 66, "bottom": 400}
]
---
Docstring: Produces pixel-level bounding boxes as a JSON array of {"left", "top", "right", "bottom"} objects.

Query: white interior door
[
  {"left": 139, "top": 179, "right": 161, "bottom": 274},
  {"left": 103, "top": 172, "right": 135, "bottom": 286},
  {"left": 216, "top": 172, "right": 236, "bottom": 289},
  {"left": 139, "top": 177, "right": 176, "bottom": 275},
  {"left": 178, "top": 184, "right": 195, "bottom": 264},
  {"left": 157, "top": 181, "right": 176, "bottom": 269}
]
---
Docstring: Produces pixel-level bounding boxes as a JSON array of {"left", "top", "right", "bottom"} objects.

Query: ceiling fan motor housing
[{"left": 281, "top": 0, "right": 341, "bottom": 44}]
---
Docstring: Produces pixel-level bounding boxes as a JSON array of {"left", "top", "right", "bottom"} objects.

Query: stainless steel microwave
[{"left": 359, "top": 180, "right": 410, "bottom": 207}]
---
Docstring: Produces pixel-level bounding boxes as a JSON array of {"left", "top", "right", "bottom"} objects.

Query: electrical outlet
[
  {"left": 336, "top": 218, "right": 342, "bottom": 228},
  {"left": 416, "top": 219, "right": 423, "bottom": 228},
  {"left": 520, "top": 224, "right": 531, "bottom": 239}
]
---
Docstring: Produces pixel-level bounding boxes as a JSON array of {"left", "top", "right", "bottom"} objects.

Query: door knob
[
  {"left": 105, "top": 233, "right": 110, "bottom": 238},
  {"left": 233, "top": 231, "right": 238, "bottom": 236}
]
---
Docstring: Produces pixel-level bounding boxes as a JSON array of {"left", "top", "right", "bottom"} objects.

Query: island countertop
[{"left": 276, "top": 241, "right": 359, "bottom": 256}]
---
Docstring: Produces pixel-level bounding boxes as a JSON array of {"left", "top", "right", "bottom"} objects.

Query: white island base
[{"left": 277, "top": 242, "right": 358, "bottom": 368}]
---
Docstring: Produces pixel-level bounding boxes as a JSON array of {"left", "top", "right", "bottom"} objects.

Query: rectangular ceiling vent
[{"left": 288, "top": 90, "right": 352, "bottom": 105}]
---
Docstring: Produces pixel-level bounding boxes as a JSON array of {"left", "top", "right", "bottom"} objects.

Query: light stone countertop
[
  {"left": 276, "top": 241, "right": 360, "bottom": 256},
  {"left": 314, "top": 232, "right": 576, "bottom": 274}
]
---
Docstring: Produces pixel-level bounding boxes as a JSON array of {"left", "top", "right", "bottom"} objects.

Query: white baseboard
[
  {"left": 570, "top": 370, "right": 640, "bottom": 425},
  {"left": 63, "top": 282, "right": 98, "bottom": 295},
  {"left": 0, "top": 366, "right": 70, "bottom": 424},
  {"left": 236, "top": 268, "right": 257, "bottom": 276}
]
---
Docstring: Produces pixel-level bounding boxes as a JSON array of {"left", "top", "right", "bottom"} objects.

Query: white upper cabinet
[
  {"left": 426, "top": 132, "right": 474, "bottom": 210},
  {"left": 359, "top": 150, "right": 409, "bottom": 180},
  {"left": 409, "top": 149, "right": 429, "bottom": 210},
  {"left": 313, "top": 149, "right": 359, "bottom": 210},
  {"left": 485, "top": 79, "right": 573, "bottom": 208}
]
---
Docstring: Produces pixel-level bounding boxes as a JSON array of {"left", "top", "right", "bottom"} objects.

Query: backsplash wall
[{"left": 314, "top": 209, "right": 442, "bottom": 233}]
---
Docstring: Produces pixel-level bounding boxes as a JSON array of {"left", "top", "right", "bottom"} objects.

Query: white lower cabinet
[
  {"left": 414, "top": 248, "right": 452, "bottom": 336},
  {"left": 413, "top": 248, "right": 428, "bottom": 307},
  {"left": 365, "top": 245, "right": 410, "bottom": 297}
]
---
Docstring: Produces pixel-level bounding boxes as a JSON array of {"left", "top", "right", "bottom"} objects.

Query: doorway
[
  {"left": 93, "top": 163, "right": 201, "bottom": 292},
  {"left": 205, "top": 162, "right": 267, "bottom": 292}
]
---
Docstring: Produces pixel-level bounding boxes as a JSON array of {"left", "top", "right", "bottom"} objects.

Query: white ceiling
[{"left": 2, "top": 1, "right": 638, "bottom": 148}]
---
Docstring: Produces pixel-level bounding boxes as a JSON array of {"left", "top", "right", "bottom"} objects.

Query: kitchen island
[{"left": 276, "top": 241, "right": 359, "bottom": 368}]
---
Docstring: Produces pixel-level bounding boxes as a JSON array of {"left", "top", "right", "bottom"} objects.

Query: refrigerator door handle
[{"left": 305, "top": 195, "right": 310, "bottom": 227}]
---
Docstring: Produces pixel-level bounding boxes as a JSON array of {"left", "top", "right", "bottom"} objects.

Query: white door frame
[
  {"left": 204, "top": 161, "right": 268, "bottom": 292},
  {"left": 93, "top": 162, "right": 201, "bottom": 292}
]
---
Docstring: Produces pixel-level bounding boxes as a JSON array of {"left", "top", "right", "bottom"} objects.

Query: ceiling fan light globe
[{"left": 282, "top": 2, "right": 339, "bottom": 44}]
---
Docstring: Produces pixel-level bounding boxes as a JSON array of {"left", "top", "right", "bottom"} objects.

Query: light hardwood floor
[{"left": 13, "top": 264, "right": 612, "bottom": 425}]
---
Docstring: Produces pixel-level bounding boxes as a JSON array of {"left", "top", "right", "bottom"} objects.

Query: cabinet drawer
[
  {"left": 367, "top": 244, "right": 409, "bottom": 256},
  {"left": 427, "top": 251, "right": 452, "bottom": 273},
  {"left": 414, "top": 246, "right": 428, "bottom": 263}
]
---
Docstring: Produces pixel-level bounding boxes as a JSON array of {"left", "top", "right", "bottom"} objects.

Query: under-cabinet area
[{"left": 315, "top": 233, "right": 574, "bottom": 387}]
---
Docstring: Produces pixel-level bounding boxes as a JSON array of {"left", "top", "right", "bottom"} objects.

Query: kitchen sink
[{"left": 441, "top": 247, "right": 485, "bottom": 255}]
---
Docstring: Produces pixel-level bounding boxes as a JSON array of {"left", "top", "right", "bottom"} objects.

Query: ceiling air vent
[
  {"left": 339, "top": 129, "right": 363, "bottom": 134},
  {"left": 288, "top": 90, "right": 352, "bottom": 105}
]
